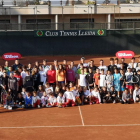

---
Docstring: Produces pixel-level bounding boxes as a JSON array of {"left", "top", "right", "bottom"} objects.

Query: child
[
  {"left": 83, "top": 87, "right": 90, "bottom": 104},
  {"left": 78, "top": 69, "right": 87, "bottom": 88},
  {"left": 57, "top": 92, "right": 65, "bottom": 108},
  {"left": 4, "top": 91, "right": 14, "bottom": 110},
  {"left": 47, "top": 92, "right": 57, "bottom": 107},
  {"left": 100, "top": 87, "right": 108, "bottom": 103},
  {"left": 41, "top": 91, "right": 49, "bottom": 107},
  {"left": 55, "top": 86, "right": 60, "bottom": 97},
  {"left": 89, "top": 87, "right": 101, "bottom": 104},
  {"left": 32, "top": 91, "right": 41, "bottom": 108},
  {"left": 78, "top": 86, "right": 84, "bottom": 105},
  {"left": 37, "top": 85, "right": 44, "bottom": 98},
  {"left": 72, "top": 86, "right": 81, "bottom": 105},
  {"left": 87, "top": 67, "right": 94, "bottom": 91},
  {"left": 106, "top": 70, "right": 114, "bottom": 92},
  {"left": 21, "top": 87, "right": 26, "bottom": 99},
  {"left": 69, "top": 82, "right": 74, "bottom": 91},
  {"left": 121, "top": 89, "right": 131, "bottom": 104},
  {"left": 45, "top": 82, "right": 53, "bottom": 96},
  {"left": 133, "top": 85, "right": 140, "bottom": 103},
  {"left": 98, "top": 69, "right": 106, "bottom": 89},
  {"left": 93, "top": 68, "right": 100, "bottom": 87},
  {"left": 16, "top": 93, "right": 25, "bottom": 108},
  {"left": 109, "top": 86, "right": 117, "bottom": 104},
  {"left": 63, "top": 86, "right": 75, "bottom": 107},
  {"left": 25, "top": 92, "right": 32, "bottom": 108}
]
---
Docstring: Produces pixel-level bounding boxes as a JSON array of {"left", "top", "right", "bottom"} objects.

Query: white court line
[
  {"left": 1, "top": 124, "right": 140, "bottom": 129},
  {"left": 78, "top": 106, "right": 84, "bottom": 126}
]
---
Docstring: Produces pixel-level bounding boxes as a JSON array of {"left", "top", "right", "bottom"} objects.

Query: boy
[
  {"left": 41, "top": 91, "right": 49, "bottom": 107},
  {"left": 133, "top": 85, "right": 140, "bottom": 103},
  {"left": 16, "top": 93, "right": 25, "bottom": 108},
  {"left": 120, "top": 69, "right": 126, "bottom": 93},
  {"left": 32, "top": 91, "right": 41, "bottom": 108},
  {"left": 88, "top": 60, "right": 97, "bottom": 74},
  {"left": 47, "top": 92, "right": 57, "bottom": 107},
  {"left": 83, "top": 87, "right": 90, "bottom": 104},
  {"left": 106, "top": 70, "right": 113, "bottom": 92},
  {"left": 98, "top": 59, "right": 108, "bottom": 74},
  {"left": 25, "top": 92, "right": 32, "bottom": 108},
  {"left": 93, "top": 68, "right": 100, "bottom": 88},
  {"left": 121, "top": 89, "right": 131, "bottom": 104},
  {"left": 109, "top": 86, "right": 117, "bottom": 104},
  {"left": 89, "top": 87, "right": 101, "bottom": 104},
  {"left": 108, "top": 58, "right": 117, "bottom": 74},
  {"left": 21, "top": 65, "right": 27, "bottom": 81},
  {"left": 128, "top": 57, "right": 137, "bottom": 69},
  {"left": 78, "top": 69, "right": 87, "bottom": 88},
  {"left": 63, "top": 86, "right": 75, "bottom": 107},
  {"left": 98, "top": 69, "right": 106, "bottom": 89}
]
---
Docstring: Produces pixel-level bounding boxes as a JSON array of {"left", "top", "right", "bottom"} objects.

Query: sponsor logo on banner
[
  {"left": 116, "top": 50, "right": 135, "bottom": 59},
  {"left": 2, "top": 52, "right": 21, "bottom": 60}
]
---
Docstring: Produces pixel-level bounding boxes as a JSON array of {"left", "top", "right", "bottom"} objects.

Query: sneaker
[
  {"left": 113, "top": 100, "right": 116, "bottom": 104},
  {"left": 46, "top": 105, "right": 51, "bottom": 108},
  {"left": 8, "top": 106, "right": 12, "bottom": 110},
  {"left": 22, "top": 105, "right": 25, "bottom": 108},
  {"left": 38, "top": 105, "right": 40, "bottom": 108},
  {"left": 90, "top": 102, "right": 92, "bottom": 105},
  {"left": 58, "top": 106, "right": 62, "bottom": 108},
  {"left": 4, "top": 105, "right": 7, "bottom": 109}
]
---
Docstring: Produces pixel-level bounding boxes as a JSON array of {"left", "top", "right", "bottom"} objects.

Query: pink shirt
[{"left": 66, "top": 69, "right": 75, "bottom": 82}]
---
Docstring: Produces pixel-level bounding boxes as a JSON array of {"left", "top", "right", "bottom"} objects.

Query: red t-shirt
[
  {"left": 47, "top": 70, "right": 56, "bottom": 83},
  {"left": 14, "top": 75, "right": 22, "bottom": 86}
]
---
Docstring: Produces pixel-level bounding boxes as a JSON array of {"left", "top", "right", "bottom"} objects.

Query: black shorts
[
  {"left": 89, "top": 85, "right": 94, "bottom": 89},
  {"left": 50, "top": 82, "right": 56, "bottom": 86}
]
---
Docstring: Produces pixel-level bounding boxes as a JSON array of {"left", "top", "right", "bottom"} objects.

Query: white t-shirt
[
  {"left": 45, "top": 87, "right": 53, "bottom": 96},
  {"left": 79, "top": 74, "right": 87, "bottom": 87},
  {"left": 32, "top": 96, "right": 40, "bottom": 105},
  {"left": 99, "top": 74, "right": 106, "bottom": 87},
  {"left": 63, "top": 91, "right": 75, "bottom": 101},
  {"left": 21, "top": 71, "right": 27, "bottom": 81},
  {"left": 98, "top": 65, "right": 108, "bottom": 74},
  {"left": 115, "top": 64, "right": 120, "bottom": 68},
  {"left": 57, "top": 96, "right": 64, "bottom": 104},
  {"left": 133, "top": 89, "right": 140, "bottom": 102},
  {"left": 90, "top": 91, "right": 101, "bottom": 103},
  {"left": 128, "top": 63, "right": 137, "bottom": 69},
  {"left": 48, "top": 96, "right": 57, "bottom": 104}
]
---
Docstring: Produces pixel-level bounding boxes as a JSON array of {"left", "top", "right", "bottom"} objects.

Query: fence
[{"left": 0, "top": 22, "right": 140, "bottom": 31}]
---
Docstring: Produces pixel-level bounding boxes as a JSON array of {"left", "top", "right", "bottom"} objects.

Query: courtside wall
[{"left": 0, "top": 30, "right": 140, "bottom": 56}]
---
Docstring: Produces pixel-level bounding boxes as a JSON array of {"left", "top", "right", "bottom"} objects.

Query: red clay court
[{"left": 0, "top": 55, "right": 140, "bottom": 140}]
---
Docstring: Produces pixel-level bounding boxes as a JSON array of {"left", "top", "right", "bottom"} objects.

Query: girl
[
  {"left": 45, "top": 82, "right": 53, "bottom": 96},
  {"left": 63, "top": 86, "right": 75, "bottom": 107},
  {"left": 27, "top": 63, "right": 32, "bottom": 75},
  {"left": 56, "top": 64, "right": 66, "bottom": 88},
  {"left": 57, "top": 92, "right": 65, "bottom": 108},
  {"left": 55, "top": 86, "right": 60, "bottom": 97},
  {"left": 25, "top": 92, "right": 32, "bottom": 108},
  {"left": 39, "top": 65, "right": 46, "bottom": 85},
  {"left": 47, "top": 92, "right": 57, "bottom": 107},
  {"left": 32, "top": 91, "right": 41, "bottom": 108},
  {"left": 113, "top": 68, "right": 121, "bottom": 98},
  {"left": 32, "top": 67, "right": 40, "bottom": 91},
  {"left": 4, "top": 90, "right": 14, "bottom": 110},
  {"left": 41, "top": 91, "right": 49, "bottom": 107},
  {"left": 37, "top": 85, "right": 44, "bottom": 98},
  {"left": 61, "top": 85, "right": 66, "bottom": 94},
  {"left": 89, "top": 87, "right": 101, "bottom": 104},
  {"left": 66, "top": 65, "right": 75, "bottom": 84},
  {"left": 83, "top": 87, "right": 90, "bottom": 104},
  {"left": 16, "top": 93, "right": 25, "bottom": 108},
  {"left": 34, "top": 61, "right": 40, "bottom": 69}
]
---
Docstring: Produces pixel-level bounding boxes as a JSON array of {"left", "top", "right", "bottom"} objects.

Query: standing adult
[
  {"left": 77, "top": 57, "right": 88, "bottom": 69},
  {"left": 12, "top": 59, "right": 23, "bottom": 71}
]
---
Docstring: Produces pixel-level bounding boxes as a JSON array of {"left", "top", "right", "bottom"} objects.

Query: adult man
[
  {"left": 77, "top": 57, "right": 88, "bottom": 69},
  {"left": 108, "top": 58, "right": 117, "bottom": 74},
  {"left": 71, "top": 61, "right": 77, "bottom": 79},
  {"left": 12, "top": 59, "right": 23, "bottom": 71},
  {"left": 98, "top": 59, "right": 108, "bottom": 74}
]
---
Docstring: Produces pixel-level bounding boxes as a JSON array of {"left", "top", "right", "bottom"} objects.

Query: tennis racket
[{"left": 131, "top": 75, "right": 139, "bottom": 83}]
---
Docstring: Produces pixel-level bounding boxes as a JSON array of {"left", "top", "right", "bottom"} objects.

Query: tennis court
[
  {"left": 0, "top": 55, "right": 140, "bottom": 140},
  {"left": 1, "top": 104, "right": 140, "bottom": 140}
]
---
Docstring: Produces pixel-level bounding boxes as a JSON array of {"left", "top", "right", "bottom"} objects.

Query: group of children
[{"left": 1, "top": 56, "right": 140, "bottom": 110}]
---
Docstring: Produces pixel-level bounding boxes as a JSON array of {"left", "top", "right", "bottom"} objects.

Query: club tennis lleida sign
[{"left": 34, "top": 30, "right": 106, "bottom": 37}]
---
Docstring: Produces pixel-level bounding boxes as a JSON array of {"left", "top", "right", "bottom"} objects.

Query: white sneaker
[
  {"left": 4, "top": 105, "right": 7, "bottom": 109},
  {"left": 22, "top": 105, "right": 25, "bottom": 108},
  {"left": 8, "top": 106, "right": 12, "bottom": 110},
  {"left": 46, "top": 105, "right": 51, "bottom": 108},
  {"left": 113, "top": 100, "right": 116, "bottom": 104},
  {"left": 38, "top": 105, "right": 40, "bottom": 108}
]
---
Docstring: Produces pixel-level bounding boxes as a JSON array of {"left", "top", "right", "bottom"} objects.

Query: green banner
[{"left": 34, "top": 29, "right": 106, "bottom": 37}]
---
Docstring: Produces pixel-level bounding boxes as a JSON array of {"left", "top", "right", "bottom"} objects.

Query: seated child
[
  {"left": 4, "top": 91, "right": 14, "bottom": 110},
  {"left": 32, "top": 91, "right": 41, "bottom": 108},
  {"left": 72, "top": 86, "right": 81, "bottom": 105},
  {"left": 45, "top": 82, "right": 53, "bottom": 96},
  {"left": 133, "top": 85, "right": 140, "bottom": 103},
  {"left": 16, "top": 93, "right": 25, "bottom": 108},
  {"left": 100, "top": 87, "right": 108, "bottom": 103},
  {"left": 89, "top": 87, "right": 101, "bottom": 104},
  {"left": 21, "top": 87, "right": 26, "bottom": 99},
  {"left": 109, "top": 86, "right": 117, "bottom": 104},
  {"left": 77, "top": 87, "right": 84, "bottom": 105},
  {"left": 37, "top": 85, "right": 44, "bottom": 98},
  {"left": 121, "top": 89, "right": 131, "bottom": 104},
  {"left": 63, "top": 86, "right": 75, "bottom": 107},
  {"left": 83, "top": 87, "right": 90, "bottom": 104},
  {"left": 47, "top": 92, "right": 57, "bottom": 107},
  {"left": 25, "top": 92, "right": 32, "bottom": 108},
  {"left": 41, "top": 91, "right": 49, "bottom": 107},
  {"left": 69, "top": 82, "right": 74, "bottom": 91},
  {"left": 57, "top": 92, "right": 65, "bottom": 108}
]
